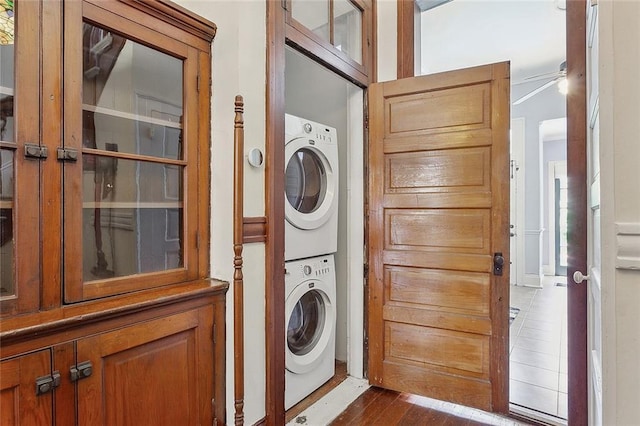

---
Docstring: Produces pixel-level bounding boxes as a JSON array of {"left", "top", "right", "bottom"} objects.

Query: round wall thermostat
[{"left": 247, "top": 148, "right": 264, "bottom": 168}]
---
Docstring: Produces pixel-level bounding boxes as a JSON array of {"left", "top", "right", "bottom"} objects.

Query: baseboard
[
  {"left": 522, "top": 274, "right": 543, "bottom": 288},
  {"left": 252, "top": 417, "right": 266, "bottom": 426}
]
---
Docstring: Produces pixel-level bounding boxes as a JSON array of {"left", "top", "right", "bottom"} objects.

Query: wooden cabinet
[
  {"left": 0, "top": 1, "right": 226, "bottom": 425},
  {"left": 1, "top": 291, "right": 226, "bottom": 426}
]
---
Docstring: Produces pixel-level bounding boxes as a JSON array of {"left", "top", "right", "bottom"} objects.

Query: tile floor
[{"left": 509, "top": 276, "right": 567, "bottom": 420}]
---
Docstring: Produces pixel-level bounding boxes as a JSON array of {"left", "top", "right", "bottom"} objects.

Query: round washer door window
[
  {"left": 285, "top": 147, "right": 327, "bottom": 214},
  {"left": 287, "top": 289, "right": 326, "bottom": 356}
]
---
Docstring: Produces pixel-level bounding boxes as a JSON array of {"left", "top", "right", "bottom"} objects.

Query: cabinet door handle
[
  {"left": 24, "top": 144, "right": 48, "bottom": 160},
  {"left": 35, "top": 371, "right": 61, "bottom": 396},
  {"left": 70, "top": 361, "right": 93, "bottom": 382}
]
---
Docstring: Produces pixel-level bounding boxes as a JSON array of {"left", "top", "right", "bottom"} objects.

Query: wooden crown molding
[{"left": 119, "top": 0, "right": 217, "bottom": 42}]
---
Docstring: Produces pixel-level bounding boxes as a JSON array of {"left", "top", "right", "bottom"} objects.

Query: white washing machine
[
  {"left": 285, "top": 114, "right": 339, "bottom": 261},
  {"left": 285, "top": 254, "right": 336, "bottom": 410}
]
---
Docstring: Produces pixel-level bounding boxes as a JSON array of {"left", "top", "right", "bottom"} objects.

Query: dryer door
[
  {"left": 285, "top": 280, "right": 335, "bottom": 374},
  {"left": 285, "top": 138, "right": 337, "bottom": 230}
]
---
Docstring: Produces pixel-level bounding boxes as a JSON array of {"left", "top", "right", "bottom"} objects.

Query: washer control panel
[{"left": 285, "top": 255, "right": 335, "bottom": 281}]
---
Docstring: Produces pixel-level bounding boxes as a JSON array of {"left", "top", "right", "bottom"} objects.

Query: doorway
[
  {"left": 419, "top": 1, "right": 568, "bottom": 423},
  {"left": 509, "top": 117, "right": 567, "bottom": 422},
  {"left": 283, "top": 45, "right": 366, "bottom": 418}
]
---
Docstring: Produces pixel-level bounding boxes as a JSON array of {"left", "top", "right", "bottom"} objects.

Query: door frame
[{"left": 264, "top": 1, "right": 587, "bottom": 425}]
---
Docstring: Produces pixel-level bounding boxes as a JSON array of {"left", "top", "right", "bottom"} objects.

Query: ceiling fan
[{"left": 513, "top": 61, "right": 567, "bottom": 105}]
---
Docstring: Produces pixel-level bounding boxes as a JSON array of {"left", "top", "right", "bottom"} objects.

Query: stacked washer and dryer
[{"left": 284, "top": 114, "right": 339, "bottom": 410}]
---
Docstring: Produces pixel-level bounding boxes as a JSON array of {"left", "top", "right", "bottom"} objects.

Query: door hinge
[
  {"left": 35, "top": 371, "right": 61, "bottom": 396},
  {"left": 197, "top": 74, "right": 200, "bottom": 93},
  {"left": 57, "top": 147, "right": 78, "bottom": 162},
  {"left": 196, "top": 233, "right": 200, "bottom": 250},
  {"left": 281, "top": 0, "right": 288, "bottom": 11},
  {"left": 363, "top": 263, "right": 369, "bottom": 278},
  {"left": 70, "top": 361, "right": 93, "bottom": 382},
  {"left": 212, "top": 323, "right": 216, "bottom": 344},
  {"left": 24, "top": 144, "right": 48, "bottom": 160}
]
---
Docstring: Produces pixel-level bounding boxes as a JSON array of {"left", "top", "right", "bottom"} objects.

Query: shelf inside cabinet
[
  {"left": 0, "top": 86, "right": 14, "bottom": 96},
  {"left": 83, "top": 104, "right": 182, "bottom": 129},
  {"left": 82, "top": 201, "right": 183, "bottom": 209}
]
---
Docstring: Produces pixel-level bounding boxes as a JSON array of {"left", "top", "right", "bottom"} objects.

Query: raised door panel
[
  {"left": 368, "top": 62, "right": 510, "bottom": 412},
  {"left": 0, "top": 350, "right": 53, "bottom": 426},
  {"left": 76, "top": 307, "right": 214, "bottom": 426}
]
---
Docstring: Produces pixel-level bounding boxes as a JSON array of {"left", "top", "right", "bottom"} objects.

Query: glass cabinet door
[
  {"left": 0, "top": 0, "right": 41, "bottom": 315},
  {"left": 63, "top": 3, "right": 200, "bottom": 302}
]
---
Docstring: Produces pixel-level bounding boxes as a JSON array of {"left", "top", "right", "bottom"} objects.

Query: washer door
[
  {"left": 285, "top": 280, "right": 335, "bottom": 374},
  {"left": 285, "top": 138, "right": 337, "bottom": 230}
]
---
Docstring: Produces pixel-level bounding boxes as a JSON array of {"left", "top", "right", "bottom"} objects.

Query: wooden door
[
  {"left": 565, "top": 0, "right": 589, "bottom": 424},
  {"left": 367, "top": 62, "right": 510, "bottom": 412}
]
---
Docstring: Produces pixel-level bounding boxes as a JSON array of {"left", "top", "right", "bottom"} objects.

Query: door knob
[
  {"left": 493, "top": 252, "right": 505, "bottom": 276},
  {"left": 573, "top": 270, "right": 590, "bottom": 284}
]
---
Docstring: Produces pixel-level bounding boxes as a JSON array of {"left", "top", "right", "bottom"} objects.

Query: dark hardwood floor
[{"left": 330, "top": 387, "right": 497, "bottom": 426}]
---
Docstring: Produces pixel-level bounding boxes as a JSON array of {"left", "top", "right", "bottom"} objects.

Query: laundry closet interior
[{"left": 283, "top": 45, "right": 366, "bottom": 412}]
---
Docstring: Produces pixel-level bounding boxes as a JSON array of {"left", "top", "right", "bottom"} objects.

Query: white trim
[
  {"left": 546, "top": 161, "right": 567, "bottom": 276},
  {"left": 346, "top": 86, "right": 365, "bottom": 379},
  {"left": 510, "top": 118, "right": 526, "bottom": 287},
  {"left": 615, "top": 222, "right": 640, "bottom": 271},
  {"left": 285, "top": 377, "right": 369, "bottom": 425}
]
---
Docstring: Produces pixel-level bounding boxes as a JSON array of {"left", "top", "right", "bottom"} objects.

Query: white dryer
[
  {"left": 285, "top": 254, "right": 336, "bottom": 410},
  {"left": 285, "top": 114, "right": 339, "bottom": 261}
]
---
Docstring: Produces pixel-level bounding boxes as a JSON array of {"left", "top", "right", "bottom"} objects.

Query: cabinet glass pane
[
  {"left": 0, "top": 149, "right": 13, "bottom": 297},
  {"left": 292, "top": 0, "right": 330, "bottom": 43},
  {"left": 82, "top": 155, "right": 183, "bottom": 281},
  {"left": 82, "top": 22, "right": 183, "bottom": 159},
  {"left": 0, "top": 0, "right": 14, "bottom": 298},
  {"left": 0, "top": 0, "right": 14, "bottom": 143},
  {"left": 334, "top": 0, "right": 362, "bottom": 64}
]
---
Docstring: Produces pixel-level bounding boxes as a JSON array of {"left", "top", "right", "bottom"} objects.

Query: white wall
[
  {"left": 377, "top": 0, "right": 397, "bottom": 82},
  {"left": 599, "top": 0, "right": 640, "bottom": 423},
  {"left": 173, "top": 2, "right": 267, "bottom": 424},
  {"left": 511, "top": 80, "right": 566, "bottom": 282},
  {"left": 284, "top": 47, "right": 366, "bottom": 378},
  {"left": 284, "top": 48, "right": 351, "bottom": 362}
]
